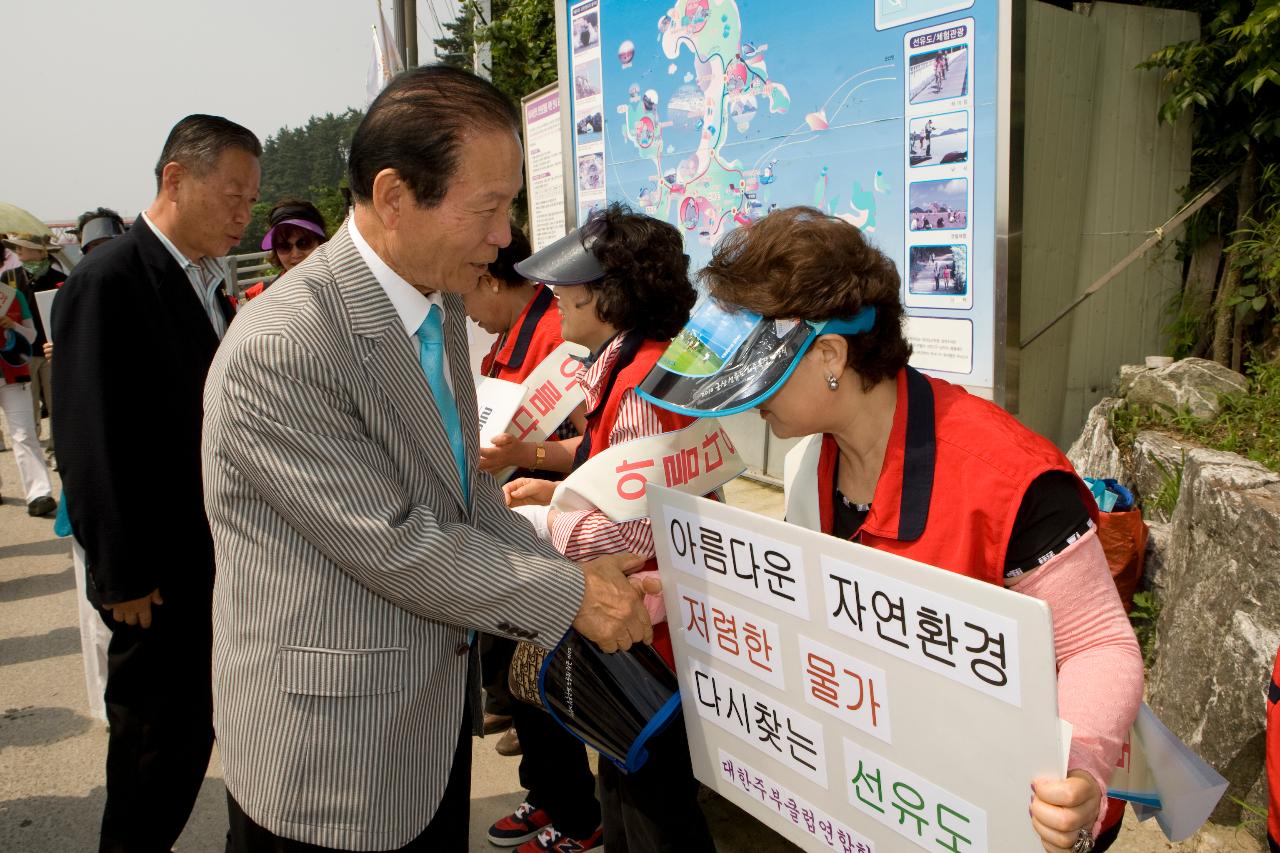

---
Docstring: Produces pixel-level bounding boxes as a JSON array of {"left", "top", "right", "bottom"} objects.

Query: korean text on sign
[
  {"left": 844, "top": 738, "right": 988, "bottom": 853},
  {"left": 822, "top": 555, "right": 1021, "bottom": 706},
  {"left": 679, "top": 584, "right": 784, "bottom": 689},
  {"left": 665, "top": 505, "right": 809, "bottom": 619},
  {"left": 719, "top": 748, "right": 875, "bottom": 853},
  {"left": 799, "top": 635, "right": 892, "bottom": 744},
  {"left": 509, "top": 352, "right": 582, "bottom": 441},
  {"left": 688, "top": 657, "right": 826, "bottom": 787}
]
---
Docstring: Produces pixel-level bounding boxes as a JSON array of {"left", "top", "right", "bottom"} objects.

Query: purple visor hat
[{"left": 261, "top": 218, "right": 327, "bottom": 251}]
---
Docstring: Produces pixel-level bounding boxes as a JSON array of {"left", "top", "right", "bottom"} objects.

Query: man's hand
[
  {"left": 107, "top": 589, "right": 164, "bottom": 628},
  {"left": 573, "top": 553, "right": 651, "bottom": 653},
  {"left": 479, "top": 433, "right": 528, "bottom": 474},
  {"left": 1030, "top": 770, "right": 1102, "bottom": 853},
  {"left": 503, "top": 477, "right": 556, "bottom": 507},
  {"left": 43, "top": 341, "right": 53, "bottom": 359},
  {"left": 0, "top": 316, "right": 16, "bottom": 331}
]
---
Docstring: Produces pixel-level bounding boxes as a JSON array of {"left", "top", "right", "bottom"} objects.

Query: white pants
[
  {"left": 72, "top": 538, "right": 110, "bottom": 722},
  {"left": 0, "top": 381, "right": 53, "bottom": 502}
]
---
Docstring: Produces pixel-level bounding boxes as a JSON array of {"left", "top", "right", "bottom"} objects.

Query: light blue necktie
[{"left": 416, "top": 305, "right": 469, "bottom": 503}]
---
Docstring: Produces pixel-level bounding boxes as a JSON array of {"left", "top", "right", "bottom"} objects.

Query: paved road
[{"left": 0, "top": 443, "right": 1255, "bottom": 852}]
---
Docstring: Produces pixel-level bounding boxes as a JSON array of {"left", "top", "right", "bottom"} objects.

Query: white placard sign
[
  {"left": 35, "top": 289, "right": 57, "bottom": 342},
  {"left": 650, "top": 485, "right": 1066, "bottom": 853},
  {"left": 474, "top": 375, "right": 528, "bottom": 446}
]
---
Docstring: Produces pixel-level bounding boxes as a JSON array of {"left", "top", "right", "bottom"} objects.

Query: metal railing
[{"left": 230, "top": 250, "right": 275, "bottom": 297}]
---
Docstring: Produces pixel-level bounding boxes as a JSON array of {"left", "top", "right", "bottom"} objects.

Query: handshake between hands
[{"left": 503, "top": 477, "right": 660, "bottom": 655}]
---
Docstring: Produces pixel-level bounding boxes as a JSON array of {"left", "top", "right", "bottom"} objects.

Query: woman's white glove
[{"left": 511, "top": 503, "right": 552, "bottom": 540}]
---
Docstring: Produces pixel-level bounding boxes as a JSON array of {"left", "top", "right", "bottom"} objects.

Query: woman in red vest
[
  {"left": 639, "top": 206, "right": 1142, "bottom": 853},
  {"left": 501, "top": 205, "right": 711, "bottom": 853},
  {"left": 468, "top": 226, "right": 600, "bottom": 851},
  {"left": 241, "top": 199, "right": 328, "bottom": 302},
  {"left": 464, "top": 224, "right": 584, "bottom": 481}
]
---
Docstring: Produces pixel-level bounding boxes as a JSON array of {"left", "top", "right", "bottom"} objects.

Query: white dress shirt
[
  {"left": 141, "top": 211, "right": 229, "bottom": 340},
  {"left": 347, "top": 217, "right": 453, "bottom": 392}
]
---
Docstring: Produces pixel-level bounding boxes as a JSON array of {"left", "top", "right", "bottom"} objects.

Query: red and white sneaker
[
  {"left": 516, "top": 824, "right": 604, "bottom": 852},
  {"left": 487, "top": 801, "right": 554, "bottom": 847}
]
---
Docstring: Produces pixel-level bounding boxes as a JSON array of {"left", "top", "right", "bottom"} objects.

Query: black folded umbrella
[{"left": 538, "top": 629, "right": 682, "bottom": 773}]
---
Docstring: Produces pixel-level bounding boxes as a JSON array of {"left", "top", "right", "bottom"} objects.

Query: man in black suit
[{"left": 52, "top": 114, "right": 261, "bottom": 853}]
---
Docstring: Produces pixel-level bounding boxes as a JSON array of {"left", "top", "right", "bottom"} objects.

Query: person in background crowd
[
  {"left": 77, "top": 208, "right": 127, "bottom": 255},
  {"left": 241, "top": 198, "right": 327, "bottom": 301},
  {"left": 463, "top": 222, "right": 582, "bottom": 759},
  {"left": 0, "top": 276, "right": 56, "bottom": 516},
  {"left": 2, "top": 233, "right": 65, "bottom": 457},
  {"left": 462, "top": 224, "right": 599, "bottom": 839},
  {"left": 54, "top": 113, "right": 261, "bottom": 853},
  {"left": 202, "top": 66, "right": 650, "bottom": 853},
  {"left": 39, "top": 210, "right": 128, "bottom": 363},
  {"left": 47, "top": 207, "right": 129, "bottom": 723},
  {"left": 652, "top": 206, "right": 1142, "bottom": 853},
  {"left": 501, "top": 205, "right": 711, "bottom": 853}
]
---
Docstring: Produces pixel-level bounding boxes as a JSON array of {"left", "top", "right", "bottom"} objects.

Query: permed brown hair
[
  {"left": 584, "top": 203, "right": 696, "bottom": 341},
  {"left": 700, "top": 206, "right": 911, "bottom": 388}
]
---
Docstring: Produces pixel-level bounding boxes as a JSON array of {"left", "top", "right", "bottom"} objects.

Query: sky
[{"left": 7, "top": 0, "right": 458, "bottom": 222}]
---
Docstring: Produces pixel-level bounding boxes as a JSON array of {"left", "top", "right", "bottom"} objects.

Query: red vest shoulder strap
[{"left": 584, "top": 337, "right": 691, "bottom": 461}]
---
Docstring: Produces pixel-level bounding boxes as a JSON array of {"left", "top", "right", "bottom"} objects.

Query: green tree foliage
[
  {"left": 434, "top": 0, "right": 557, "bottom": 107},
  {"left": 434, "top": 0, "right": 557, "bottom": 228},
  {"left": 1141, "top": 0, "right": 1280, "bottom": 367},
  {"left": 235, "top": 109, "right": 365, "bottom": 254},
  {"left": 435, "top": 1, "right": 480, "bottom": 69}
]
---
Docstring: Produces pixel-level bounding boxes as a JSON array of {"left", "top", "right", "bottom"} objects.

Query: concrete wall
[{"left": 1018, "top": 1, "right": 1196, "bottom": 447}]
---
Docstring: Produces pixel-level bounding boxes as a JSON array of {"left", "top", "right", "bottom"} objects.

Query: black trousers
[
  {"left": 226, "top": 698, "right": 473, "bottom": 852},
  {"left": 480, "top": 633, "right": 516, "bottom": 717},
  {"left": 597, "top": 718, "right": 714, "bottom": 853},
  {"left": 512, "top": 698, "right": 599, "bottom": 837},
  {"left": 98, "top": 588, "right": 215, "bottom": 853}
]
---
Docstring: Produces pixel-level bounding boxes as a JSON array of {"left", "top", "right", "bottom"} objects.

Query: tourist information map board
[{"left": 556, "top": 0, "right": 1014, "bottom": 396}]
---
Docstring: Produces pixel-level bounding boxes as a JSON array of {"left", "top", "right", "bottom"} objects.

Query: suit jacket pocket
[{"left": 277, "top": 646, "right": 407, "bottom": 697}]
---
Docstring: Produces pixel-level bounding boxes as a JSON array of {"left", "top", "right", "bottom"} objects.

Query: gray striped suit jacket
[{"left": 202, "top": 224, "right": 585, "bottom": 850}]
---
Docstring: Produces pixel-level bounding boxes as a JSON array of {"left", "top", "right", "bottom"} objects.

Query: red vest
[
  {"left": 481, "top": 284, "right": 564, "bottom": 382},
  {"left": 816, "top": 367, "right": 1096, "bottom": 584},
  {"left": 1, "top": 290, "right": 32, "bottom": 386},
  {"left": 579, "top": 334, "right": 694, "bottom": 667},
  {"left": 1268, "top": 647, "right": 1280, "bottom": 847}
]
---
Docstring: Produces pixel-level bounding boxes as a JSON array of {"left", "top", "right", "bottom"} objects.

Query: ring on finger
[{"left": 1072, "top": 827, "right": 1095, "bottom": 853}]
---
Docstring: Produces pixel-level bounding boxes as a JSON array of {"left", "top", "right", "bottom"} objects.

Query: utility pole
[
  {"left": 474, "top": 0, "right": 491, "bottom": 80},
  {"left": 393, "top": 0, "right": 407, "bottom": 67},
  {"left": 404, "top": 0, "right": 418, "bottom": 68}
]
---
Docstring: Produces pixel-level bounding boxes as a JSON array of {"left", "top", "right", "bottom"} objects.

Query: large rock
[
  {"left": 1147, "top": 448, "right": 1280, "bottom": 828},
  {"left": 1142, "top": 519, "right": 1172, "bottom": 596},
  {"left": 1067, "top": 397, "right": 1129, "bottom": 481},
  {"left": 1130, "top": 430, "right": 1194, "bottom": 523},
  {"left": 1126, "top": 357, "right": 1248, "bottom": 421},
  {"left": 1116, "top": 363, "right": 1151, "bottom": 397}
]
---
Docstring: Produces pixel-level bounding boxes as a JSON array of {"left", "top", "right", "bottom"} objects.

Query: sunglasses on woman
[{"left": 275, "top": 234, "right": 320, "bottom": 253}]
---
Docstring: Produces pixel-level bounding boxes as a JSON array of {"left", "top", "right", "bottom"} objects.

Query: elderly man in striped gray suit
[{"left": 202, "top": 66, "right": 653, "bottom": 852}]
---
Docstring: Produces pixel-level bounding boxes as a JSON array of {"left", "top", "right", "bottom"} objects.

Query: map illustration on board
[
  {"left": 609, "top": 1, "right": 899, "bottom": 251},
  {"left": 567, "top": 0, "right": 995, "bottom": 384}
]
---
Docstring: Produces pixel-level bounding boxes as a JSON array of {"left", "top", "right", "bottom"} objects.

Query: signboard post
[{"left": 650, "top": 484, "right": 1067, "bottom": 853}]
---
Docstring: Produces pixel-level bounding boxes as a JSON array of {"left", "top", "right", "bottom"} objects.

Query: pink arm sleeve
[{"left": 1012, "top": 527, "right": 1143, "bottom": 834}]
